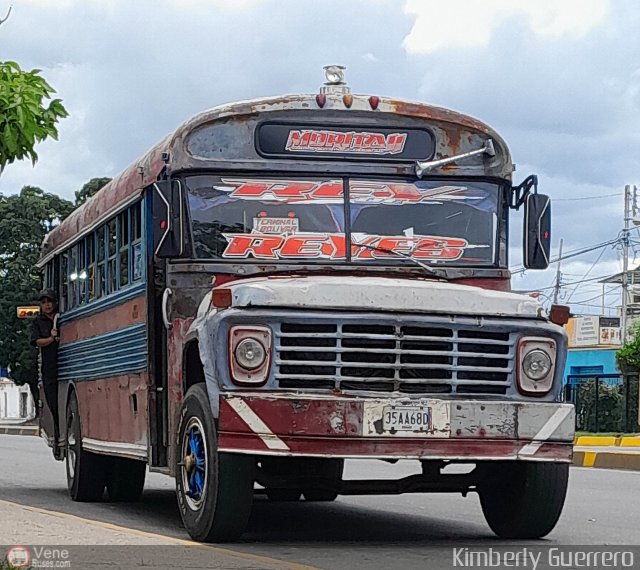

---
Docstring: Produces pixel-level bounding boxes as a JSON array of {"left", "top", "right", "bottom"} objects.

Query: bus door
[{"left": 150, "top": 181, "right": 187, "bottom": 469}]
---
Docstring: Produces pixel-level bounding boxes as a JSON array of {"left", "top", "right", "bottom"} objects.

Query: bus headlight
[
  {"left": 229, "top": 326, "right": 272, "bottom": 385},
  {"left": 235, "top": 338, "right": 266, "bottom": 370},
  {"left": 517, "top": 338, "right": 556, "bottom": 395}
]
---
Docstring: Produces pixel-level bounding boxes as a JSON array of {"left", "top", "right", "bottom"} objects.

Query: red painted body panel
[
  {"left": 75, "top": 373, "right": 149, "bottom": 447},
  {"left": 167, "top": 317, "right": 194, "bottom": 469},
  {"left": 218, "top": 432, "right": 571, "bottom": 461}
]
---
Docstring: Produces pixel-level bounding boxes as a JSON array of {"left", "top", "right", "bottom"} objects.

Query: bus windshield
[{"left": 186, "top": 175, "right": 500, "bottom": 266}]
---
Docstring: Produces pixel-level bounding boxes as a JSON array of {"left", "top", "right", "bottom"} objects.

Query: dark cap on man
[{"left": 37, "top": 289, "right": 58, "bottom": 302}]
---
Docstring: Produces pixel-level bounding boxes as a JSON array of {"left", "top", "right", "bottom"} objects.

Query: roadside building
[
  {"left": 564, "top": 315, "right": 621, "bottom": 384},
  {"left": 0, "top": 375, "right": 35, "bottom": 421}
]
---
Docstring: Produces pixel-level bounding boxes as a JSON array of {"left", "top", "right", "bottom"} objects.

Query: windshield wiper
[
  {"left": 351, "top": 240, "right": 446, "bottom": 280},
  {"left": 415, "top": 139, "right": 495, "bottom": 178}
]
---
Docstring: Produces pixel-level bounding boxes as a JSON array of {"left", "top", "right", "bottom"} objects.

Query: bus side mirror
[
  {"left": 523, "top": 193, "right": 551, "bottom": 269},
  {"left": 152, "top": 180, "right": 186, "bottom": 258}
]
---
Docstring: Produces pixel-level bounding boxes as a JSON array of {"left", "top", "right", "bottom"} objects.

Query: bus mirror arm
[
  {"left": 415, "top": 139, "right": 495, "bottom": 178},
  {"left": 162, "top": 288, "right": 173, "bottom": 330}
]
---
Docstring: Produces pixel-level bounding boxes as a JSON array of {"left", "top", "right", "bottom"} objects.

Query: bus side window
[
  {"left": 107, "top": 219, "right": 117, "bottom": 294},
  {"left": 131, "top": 202, "right": 143, "bottom": 282},
  {"left": 87, "top": 232, "right": 96, "bottom": 301},
  {"left": 68, "top": 246, "right": 78, "bottom": 310},
  {"left": 97, "top": 226, "right": 106, "bottom": 298},
  {"left": 119, "top": 211, "right": 129, "bottom": 288},
  {"left": 77, "top": 239, "right": 86, "bottom": 305},
  {"left": 61, "top": 252, "right": 68, "bottom": 312}
]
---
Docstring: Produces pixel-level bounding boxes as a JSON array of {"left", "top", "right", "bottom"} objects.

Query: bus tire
[
  {"left": 106, "top": 457, "right": 146, "bottom": 502},
  {"left": 265, "top": 489, "right": 302, "bottom": 501},
  {"left": 65, "top": 391, "right": 106, "bottom": 502},
  {"left": 303, "top": 489, "right": 339, "bottom": 502},
  {"left": 176, "top": 384, "right": 254, "bottom": 542},
  {"left": 303, "top": 459, "right": 343, "bottom": 502},
  {"left": 479, "top": 461, "right": 569, "bottom": 539}
]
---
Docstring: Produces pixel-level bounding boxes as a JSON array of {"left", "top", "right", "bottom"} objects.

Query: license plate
[{"left": 383, "top": 405, "right": 432, "bottom": 432}]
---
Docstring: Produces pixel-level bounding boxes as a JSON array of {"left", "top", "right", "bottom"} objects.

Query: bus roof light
[
  {"left": 343, "top": 94, "right": 353, "bottom": 108},
  {"left": 315, "top": 94, "right": 326, "bottom": 108},
  {"left": 320, "top": 65, "right": 350, "bottom": 96},
  {"left": 369, "top": 96, "right": 380, "bottom": 110},
  {"left": 324, "top": 65, "right": 345, "bottom": 85}
]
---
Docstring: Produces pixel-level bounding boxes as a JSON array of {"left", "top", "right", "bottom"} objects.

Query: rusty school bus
[{"left": 37, "top": 66, "right": 574, "bottom": 542}]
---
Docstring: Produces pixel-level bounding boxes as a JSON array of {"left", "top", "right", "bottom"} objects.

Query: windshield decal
[
  {"left": 215, "top": 179, "right": 481, "bottom": 205},
  {"left": 222, "top": 232, "right": 478, "bottom": 261},
  {"left": 252, "top": 216, "right": 300, "bottom": 235}
]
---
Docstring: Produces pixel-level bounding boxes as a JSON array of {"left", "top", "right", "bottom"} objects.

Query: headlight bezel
[
  {"left": 517, "top": 337, "right": 557, "bottom": 396},
  {"left": 229, "top": 325, "right": 272, "bottom": 386}
]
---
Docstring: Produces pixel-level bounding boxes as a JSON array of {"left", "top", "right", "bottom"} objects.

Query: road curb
[
  {"left": 573, "top": 450, "right": 640, "bottom": 471},
  {"left": 0, "top": 425, "right": 38, "bottom": 436}
]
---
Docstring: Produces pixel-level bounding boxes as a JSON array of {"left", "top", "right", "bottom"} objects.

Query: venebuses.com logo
[
  {"left": 5, "top": 547, "right": 30, "bottom": 569},
  {"left": 3, "top": 546, "right": 71, "bottom": 569}
]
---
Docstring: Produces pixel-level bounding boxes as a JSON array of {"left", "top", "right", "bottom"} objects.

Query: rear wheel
[
  {"left": 303, "top": 459, "right": 343, "bottom": 502},
  {"left": 259, "top": 458, "right": 343, "bottom": 502},
  {"left": 175, "top": 384, "right": 254, "bottom": 542},
  {"left": 106, "top": 457, "right": 146, "bottom": 502},
  {"left": 65, "top": 392, "right": 106, "bottom": 502},
  {"left": 479, "top": 461, "right": 569, "bottom": 539}
]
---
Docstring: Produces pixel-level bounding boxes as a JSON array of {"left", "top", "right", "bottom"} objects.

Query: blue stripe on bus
[
  {"left": 58, "top": 323, "right": 147, "bottom": 382},
  {"left": 59, "top": 282, "right": 146, "bottom": 325}
]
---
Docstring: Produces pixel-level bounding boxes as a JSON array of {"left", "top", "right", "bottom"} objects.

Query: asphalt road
[{"left": 1, "top": 434, "right": 639, "bottom": 570}]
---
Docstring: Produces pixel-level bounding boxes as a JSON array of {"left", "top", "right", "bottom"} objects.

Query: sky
[{"left": 1, "top": 0, "right": 639, "bottom": 314}]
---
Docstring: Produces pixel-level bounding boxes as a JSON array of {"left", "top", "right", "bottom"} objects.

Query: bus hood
[{"left": 220, "top": 276, "right": 543, "bottom": 318}]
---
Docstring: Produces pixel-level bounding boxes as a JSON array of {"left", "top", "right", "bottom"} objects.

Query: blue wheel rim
[{"left": 181, "top": 417, "right": 208, "bottom": 510}]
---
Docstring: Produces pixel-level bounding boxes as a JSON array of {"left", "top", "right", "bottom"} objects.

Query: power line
[
  {"left": 565, "top": 246, "right": 606, "bottom": 303},
  {"left": 554, "top": 192, "right": 623, "bottom": 202},
  {"left": 511, "top": 237, "right": 620, "bottom": 274},
  {"left": 526, "top": 273, "right": 619, "bottom": 292}
]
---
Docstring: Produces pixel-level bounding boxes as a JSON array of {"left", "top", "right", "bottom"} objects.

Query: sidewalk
[
  {"left": 573, "top": 435, "right": 640, "bottom": 471},
  {"left": 0, "top": 499, "right": 313, "bottom": 569},
  {"left": 0, "top": 418, "right": 38, "bottom": 436}
]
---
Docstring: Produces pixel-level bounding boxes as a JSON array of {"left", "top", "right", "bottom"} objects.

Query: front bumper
[{"left": 217, "top": 394, "right": 575, "bottom": 462}]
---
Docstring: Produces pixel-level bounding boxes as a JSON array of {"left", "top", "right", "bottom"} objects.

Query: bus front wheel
[
  {"left": 175, "top": 384, "right": 254, "bottom": 542},
  {"left": 479, "top": 461, "right": 569, "bottom": 539}
]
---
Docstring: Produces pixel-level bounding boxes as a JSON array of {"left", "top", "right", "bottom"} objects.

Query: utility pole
[
  {"left": 553, "top": 238, "right": 564, "bottom": 304},
  {"left": 621, "top": 185, "right": 631, "bottom": 342}
]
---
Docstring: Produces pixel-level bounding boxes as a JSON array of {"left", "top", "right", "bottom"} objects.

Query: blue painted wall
[{"left": 563, "top": 348, "right": 619, "bottom": 384}]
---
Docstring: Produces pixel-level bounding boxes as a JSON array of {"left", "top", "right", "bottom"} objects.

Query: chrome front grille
[{"left": 274, "top": 321, "right": 514, "bottom": 395}]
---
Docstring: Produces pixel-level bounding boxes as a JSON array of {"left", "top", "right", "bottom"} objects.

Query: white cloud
[{"left": 402, "top": 0, "right": 610, "bottom": 54}]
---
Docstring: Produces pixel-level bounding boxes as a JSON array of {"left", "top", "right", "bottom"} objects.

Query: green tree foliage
[
  {"left": 75, "top": 177, "right": 111, "bottom": 206},
  {"left": 0, "top": 186, "right": 74, "bottom": 384},
  {"left": 0, "top": 61, "right": 68, "bottom": 173},
  {"left": 616, "top": 321, "right": 640, "bottom": 371},
  {"left": 574, "top": 380, "right": 625, "bottom": 433}
]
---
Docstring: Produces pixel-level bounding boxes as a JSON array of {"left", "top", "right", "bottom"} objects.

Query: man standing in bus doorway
[{"left": 31, "top": 289, "right": 61, "bottom": 457}]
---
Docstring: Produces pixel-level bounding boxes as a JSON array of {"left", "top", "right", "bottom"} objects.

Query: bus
[{"left": 36, "top": 66, "right": 574, "bottom": 542}]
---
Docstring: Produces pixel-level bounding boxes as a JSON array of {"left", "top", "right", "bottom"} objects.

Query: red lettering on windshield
[
  {"left": 222, "top": 233, "right": 470, "bottom": 262},
  {"left": 222, "top": 234, "right": 284, "bottom": 259},
  {"left": 413, "top": 237, "right": 467, "bottom": 260},
  {"left": 218, "top": 179, "right": 470, "bottom": 205}
]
